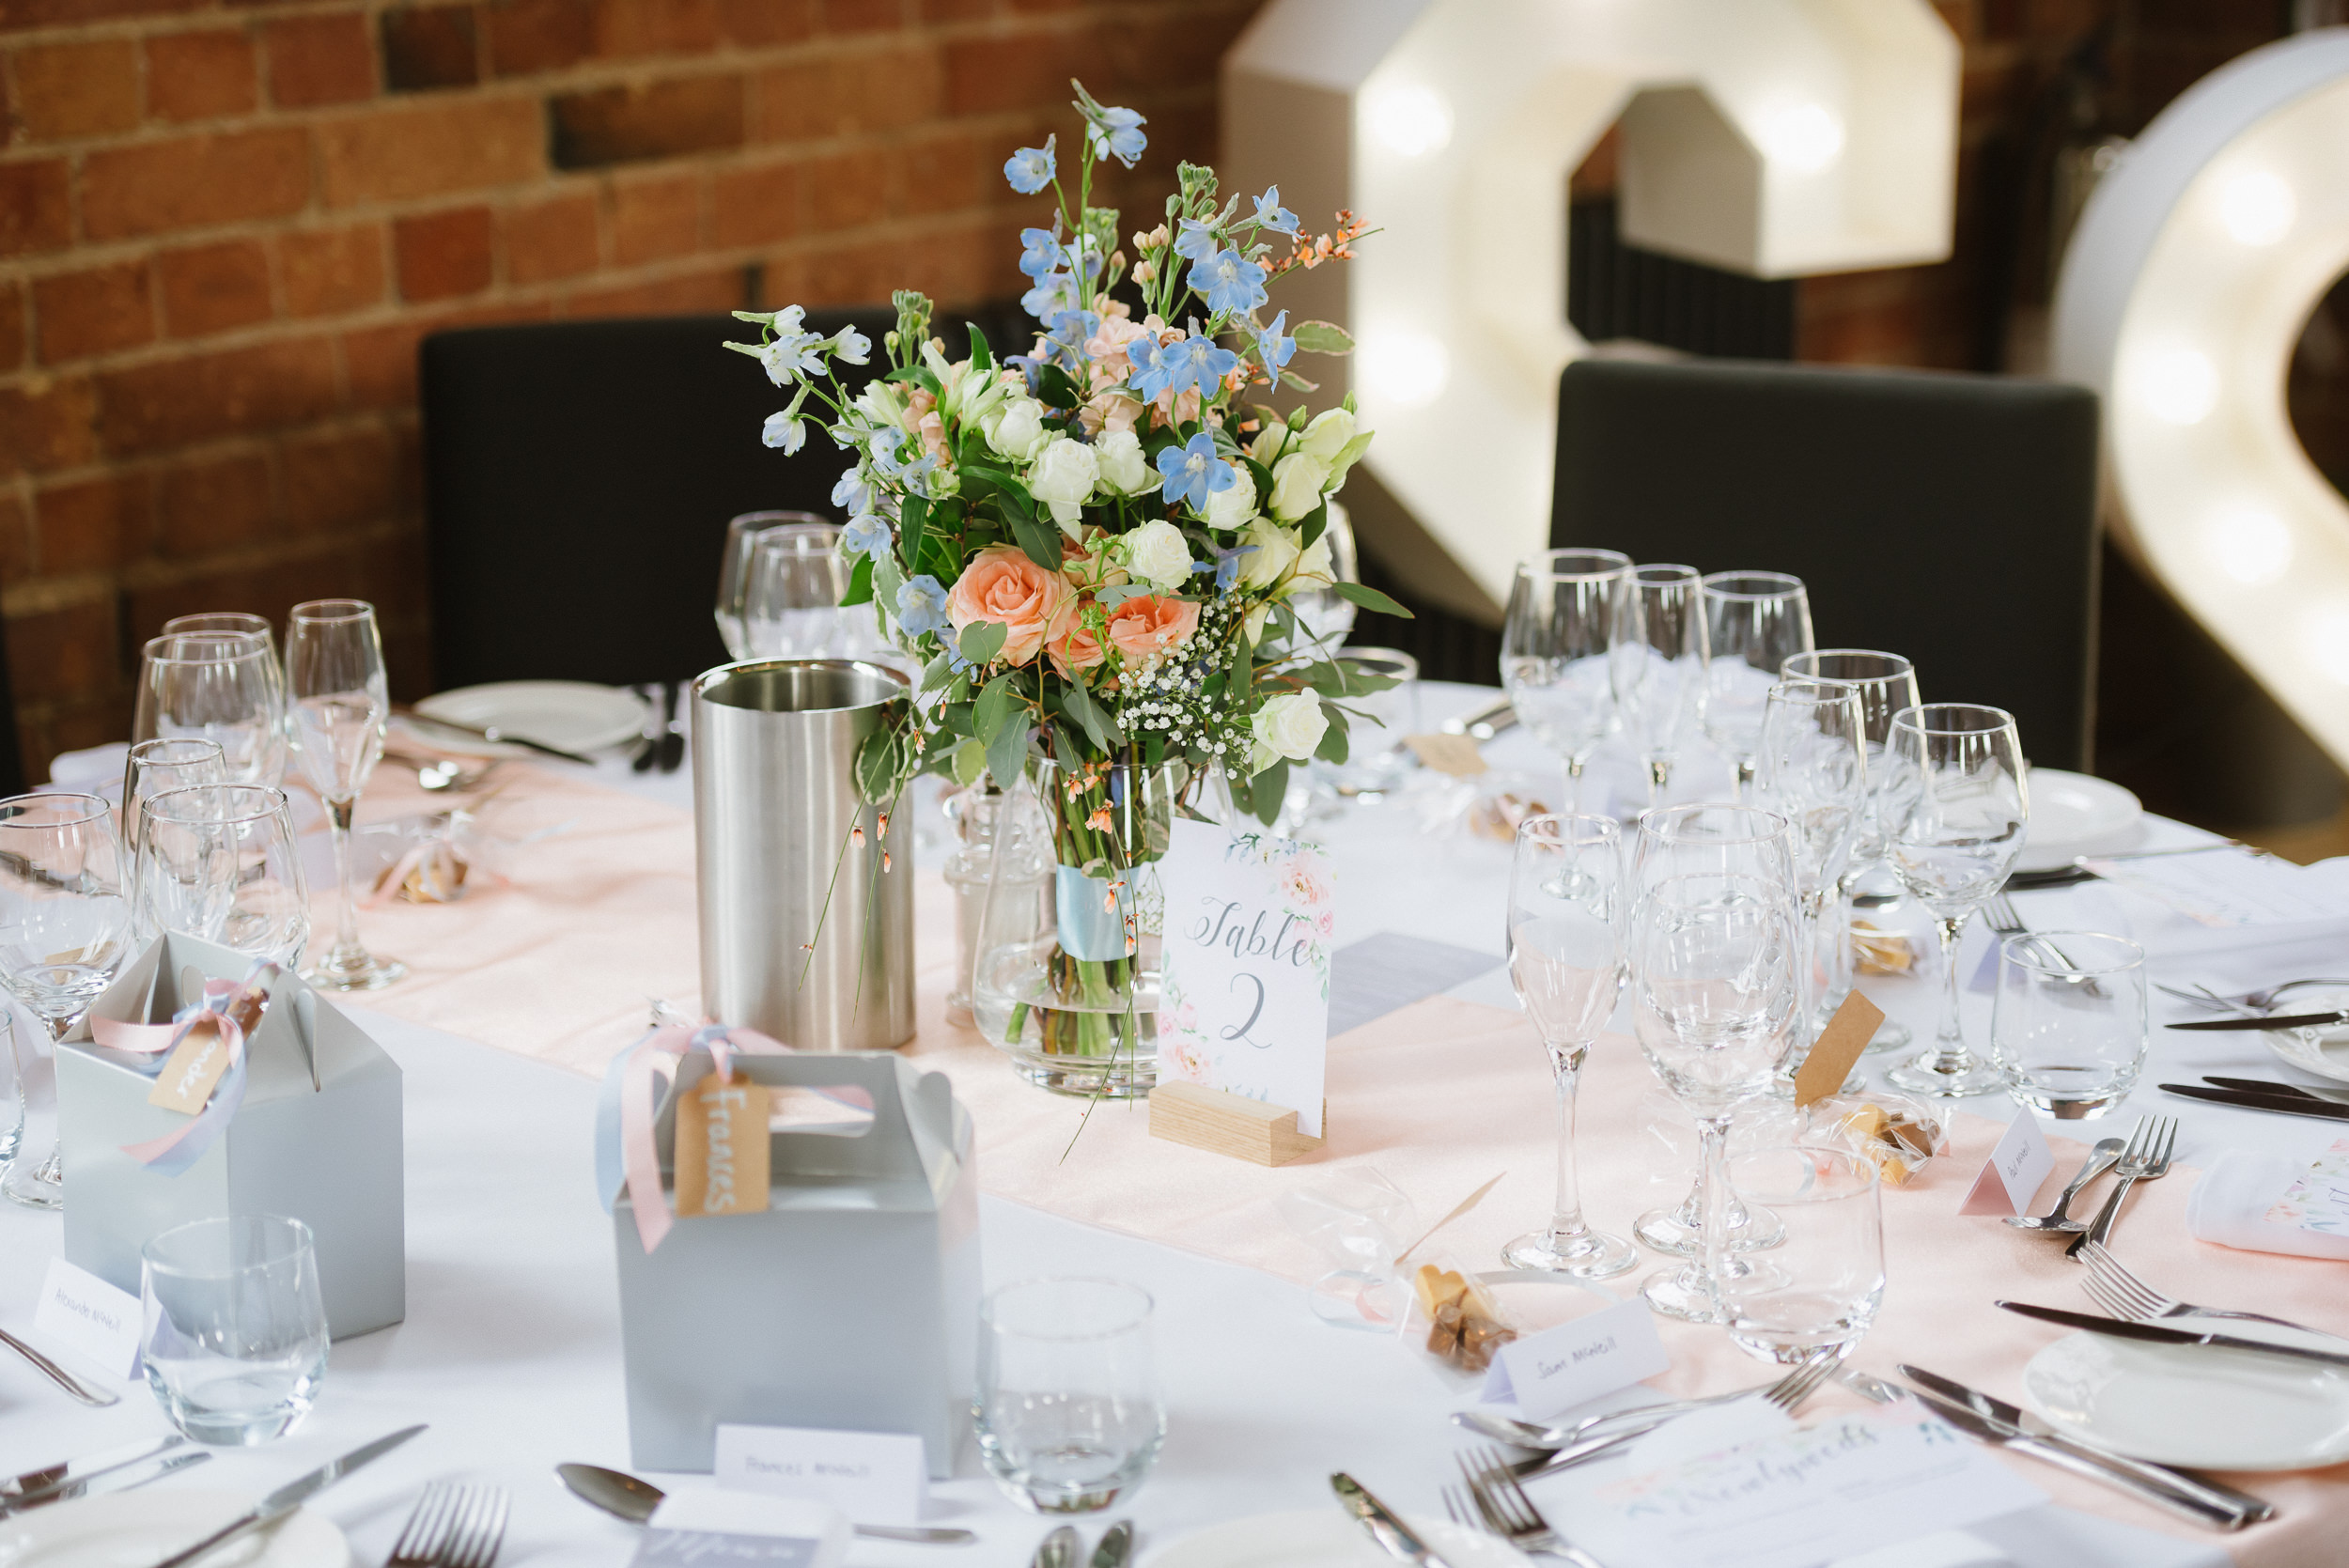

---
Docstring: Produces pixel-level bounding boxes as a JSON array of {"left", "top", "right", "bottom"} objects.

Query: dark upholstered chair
[
  {"left": 419, "top": 305, "right": 1032, "bottom": 690},
  {"left": 1551, "top": 357, "right": 2102, "bottom": 769}
]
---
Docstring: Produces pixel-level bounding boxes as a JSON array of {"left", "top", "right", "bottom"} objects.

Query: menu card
[{"left": 1155, "top": 817, "right": 1332, "bottom": 1136}]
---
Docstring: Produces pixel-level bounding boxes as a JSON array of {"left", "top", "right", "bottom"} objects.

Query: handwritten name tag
[
  {"left": 31, "top": 1257, "right": 142, "bottom": 1380},
  {"left": 714, "top": 1425, "right": 926, "bottom": 1526},
  {"left": 1155, "top": 818, "right": 1332, "bottom": 1136},
  {"left": 674, "top": 1076, "right": 770, "bottom": 1219},
  {"left": 1483, "top": 1296, "right": 1670, "bottom": 1422},
  {"left": 1959, "top": 1110, "right": 2054, "bottom": 1218},
  {"left": 147, "top": 1020, "right": 229, "bottom": 1115}
]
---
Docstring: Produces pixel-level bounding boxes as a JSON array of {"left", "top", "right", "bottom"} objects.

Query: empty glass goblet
[
  {"left": 1702, "top": 571, "right": 1813, "bottom": 799},
  {"left": 133, "top": 784, "right": 311, "bottom": 969},
  {"left": 1502, "top": 549, "right": 1630, "bottom": 815},
  {"left": 1611, "top": 565, "right": 1707, "bottom": 811},
  {"left": 133, "top": 633, "right": 287, "bottom": 788},
  {"left": 717, "top": 510, "right": 832, "bottom": 660}
]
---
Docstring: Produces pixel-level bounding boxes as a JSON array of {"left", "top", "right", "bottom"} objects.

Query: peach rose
[
  {"left": 1044, "top": 596, "right": 1106, "bottom": 676},
  {"left": 1105, "top": 595, "right": 1200, "bottom": 665},
  {"left": 947, "top": 546, "right": 1072, "bottom": 666}
]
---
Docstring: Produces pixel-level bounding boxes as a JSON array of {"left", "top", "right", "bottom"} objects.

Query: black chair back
[{"left": 1551, "top": 357, "right": 2101, "bottom": 769}]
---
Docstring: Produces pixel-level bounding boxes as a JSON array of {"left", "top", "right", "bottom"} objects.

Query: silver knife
[
  {"left": 2166, "top": 1010, "right": 2349, "bottom": 1031},
  {"left": 147, "top": 1424, "right": 426, "bottom": 1568},
  {"left": 13, "top": 1450, "right": 211, "bottom": 1512},
  {"left": 0, "top": 1434, "right": 186, "bottom": 1511},
  {"left": 1089, "top": 1518, "right": 1133, "bottom": 1568},
  {"left": 2159, "top": 1084, "right": 2349, "bottom": 1122},
  {"left": 1331, "top": 1472, "right": 1455, "bottom": 1567},
  {"left": 1898, "top": 1365, "right": 2273, "bottom": 1526},
  {"left": 1439, "top": 697, "right": 1517, "bottom": 742},
  {"left": 1996, "top": 1300, "right": 2349, "bottom": 1368}
]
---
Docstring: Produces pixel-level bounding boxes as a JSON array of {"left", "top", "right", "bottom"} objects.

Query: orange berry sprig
[{"left": 1265, "top": 210, "right": 1375, "bottom": 279}]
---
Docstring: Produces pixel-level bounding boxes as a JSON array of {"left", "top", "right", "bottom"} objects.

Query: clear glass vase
[{"left": 972, "top": 753, "right": 1187, "bottom": 1097}]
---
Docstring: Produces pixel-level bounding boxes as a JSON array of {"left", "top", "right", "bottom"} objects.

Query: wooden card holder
[{"left": 1147, "top": 1081, "right": 1323, "bottom": 1166}]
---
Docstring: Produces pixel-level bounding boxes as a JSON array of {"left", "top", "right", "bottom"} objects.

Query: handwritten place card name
[
  {"left": 1959, "top": 1110, "right": 2054, "bottom": 1218},
  {"left": 147, "top": 1021, "right": 229, "bottom": 1115},
  {"left": 1483, "top": 1296, "right": 1670, "bottom": 1423},
  {"left": 674, "top": 1077, "right": 770, "bottom": 1219},
  {"left": 1156, "top": 817, "right": 1332, "bottom": 1136},
  {"left": 31, "top": 1257, "right": 142, "bottom": 1380},
  {"left": 714, "top": 1425, "right": 926, "bottom": 1526}
]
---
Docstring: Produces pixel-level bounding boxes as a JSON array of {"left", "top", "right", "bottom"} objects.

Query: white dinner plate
[
  {"left": 2015, "top": 768, "right": 2144, "bottom": 870},
  {"left": 1143, "top": 1509, "right": 1532, "bottom": 1567},
  {"left": 2248, "top": 983, "right": 2349, "bottom": 1084},
  {"left": 410, "top": 681, "right": 648, "bottom": 754},
  {"left": 2019, "top": 1322, "right": 2349, "bottom": 1470},
  {"left": 0, "top": 1492, "right": 350, "bottom": 1567}
]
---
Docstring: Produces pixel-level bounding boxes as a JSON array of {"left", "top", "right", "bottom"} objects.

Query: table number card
[{"left": 1155, "top": 817, "right": 1332, "bottom": 1136}]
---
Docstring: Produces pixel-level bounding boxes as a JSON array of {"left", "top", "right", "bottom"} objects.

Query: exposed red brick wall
[{"left": 0, "top": 0, "right": 1254, "bottom": 778}]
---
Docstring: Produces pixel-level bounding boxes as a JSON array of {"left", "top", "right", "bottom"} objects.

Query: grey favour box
[
  {"left": 613, "top": 1051, "right": 979, "bottom": 1478},
  {"left": 57, "top": 931, "right": 406, "bottom": 1341}
]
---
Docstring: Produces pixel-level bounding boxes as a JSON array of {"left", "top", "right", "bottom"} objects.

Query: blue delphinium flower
[
  {"left": 762, "top": 411, "right": 805, "bottom": 453},
  {"left": 1172, "top": 217, "right": 1220, "bottom": 260},
  {"left": 899, "top": 453, "right": 941, "bottom": 499},
  {"left": 1156, "top": 431, "right": 1236, "bottom": 513},
  {"left": 1021, "top": 268, "right": 1080, "bottom": 325},
  {"left": 866, "top": 427, "right": 909, "bottom": 477},
  {"left": 1252, "top": 186, "right": 1299, "bottom": 234},
  {"left": 1084, "top": 104, "right": 1147, "bottom": 168},
  {"left": 1041, "top": 308, "right": 1099, "bottom": 373},
  {"left": 832, "top": 469, "right": 871, "bottom": 513},
  {"left": 1160, "top": 334, "right": 1237, "bottom": 396},
  {"left": 756, "top": 329, "right": 827, "bottom": 385},
  {"left": 1003, "top": 135, "right": 1055, "bottom": 194},
  {"left": 1127, "top": 334, "right": 1173, "bottom": 402},
  {"left": 842, "top": 513, "right": 893, "bottom": 557},
  {"left": 1019, "top": 226, "right": 1064, "bottom": 280},
  {"left": 1189, "top": 248, "right": 1268, "bottom": 318},
  {"left": 1255, "top": 309, "right": 1295, "bottom": 375},
  {"left": 1214, "top": 541, "right": 1259, "bottom": 590},
  {"left": 895, "top": 575, "right": 951, "bottom": 639}
]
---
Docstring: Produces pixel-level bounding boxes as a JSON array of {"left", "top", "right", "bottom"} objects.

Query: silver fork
[
  {"left": 2080, "top": 1240, "right": 2343, "bottom": 1339},
  {"left": 1514, "top": 1347, "right": 1840, "bottom": 1479},
  {"left": 1984, "top": 896, "right": 2100, "bottom": 992},
  {"left": 387, "top": 1483, "right": 509, "bottom": 1568},
  {"left": 1458, "top": 1451, "right": 1610, "bottom": 1568},
  {"left": 2065, "top": 1117, "right": 2177, "bottom": 1260},
  {"left": 2155, "top": 977, "right": 2349, "bottom": 1015}
]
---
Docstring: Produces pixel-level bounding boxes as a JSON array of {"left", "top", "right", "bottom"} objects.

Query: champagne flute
[
  {"left": 1754, "top": 679, "right": 1867, "bottom": 1078},
  {"left": 0, "top": 793, "right": 132, "bottom": 1209},
  {"left": 1702, "top": 571, "right": 1813, "bottom": 800},
  {"left": 286, "top": 600, "right": 405, "bottom": 991},
  {"left": 1628, "top": 803, "right": 1801, "bottom": 1322},
  {"left": 741, "top": 522, "right": 853, "bottom": 659},
  {"left": 133, "top": 633, "right": 288, "bottom": 787},
  {"left": 1501, "top": 814, "right": 1636, "bottom": 1278},
  {"left": 1501, "top": 550, "right": 1630, "bottom": 815},
  {"left": 133, "top": 784, "right": 311, "bottom": 968},
  {"left": 1610, "top": 565, "right": 1707, "bottom": 811},
  {"left": 716, "top": 510, "right": 830, "bottom": 660},
  {"left": 1881, "top": 704, "right": 2029, "bottom": 1097}
]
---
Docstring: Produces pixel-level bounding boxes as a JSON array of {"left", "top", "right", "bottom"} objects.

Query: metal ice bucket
[{"left": 692, "top": 660, "right": 914, "bottom": 1051}]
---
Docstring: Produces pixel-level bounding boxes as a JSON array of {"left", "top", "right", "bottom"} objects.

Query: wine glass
[
  {"left": 1610, "top": 565, "right": 1707, "bottom": 811},
  {"left": 1628, "top": 803, "right": 1801, "bottom": 1322},
  {"left": 121, "top": 737, "right": 226, "bottom": 841},
  {"left": 1754, "top": 679, "right": 1867, "bottom": 1076},
  {"left": 1881, "top": 704, "right": 2029, "bottom": 1098},
  {"left": 133, "top": 784, "right": 311, "bottom": 968},
  {"left": 1702, "top": 571, "right": 1813, "bottom": 800},
  {"left": 0, "top": 793, "right": 132, "bottom": 1209},
  {"left": 161, "top": 611, "right": 275, "bottom": 650},
  {"left": 1501, "top": 815, "right": 1636, "bottom": 1278},
  {"left": 741, "top": 522, "right": 853, "bottom": 659},
  {"left": 716, "top": 510, "right": 830, "bottom": 660},
  {"left": 133, "top": 633, "right": 288, "bottom": 787},
  {"left": 286, "top": 599, "right": 405, "bottom": 991},
  {"left": 1286, "top": 503, "right": 1360, "bottom": 653},
  {"left": 1501, "top": 550, "right": 1630, "bottom": 815}
]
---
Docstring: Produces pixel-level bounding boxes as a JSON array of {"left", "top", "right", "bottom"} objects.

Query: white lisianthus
[
  {"left": 1094, "top": 428, "right": 1153, "bottom": 494},
  {"left": 1237, "top": 516, "right": 1300, "bottom": 590},
  {"left": 1298, "top": 406, "right": 1355, "bottom": 465},
  {"left": 1027, "top": 434, "right": 1101, "bottom": 532},
  {"left": 1247, "top": 418, "right": 1288, "bottom": 466},
  {"left": 987, "top": 396, "right": 1048, "bottom": 461},
  {"left": 1249, "top": 691, "right": 1329, "bottom": 772},
  {"left": 1268, "top": 452, "right": 1330, "bottom": 520},
  {"left": 1122, "top": 519, "right": 1194, "bottom": 591},
  {"left": 1205, "top": 459, "right": 1258, "bottom": 532}
]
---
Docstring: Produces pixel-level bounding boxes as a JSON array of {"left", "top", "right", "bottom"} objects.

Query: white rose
[
  {"left": 1094, "top": 428, "right": 1152, "bottom": 494},
  {"left": 1236, "top": 517, "right": 1300, "bottom": 590},
  {"left": 1251, "top": 691, "right": 1329, "bottom": 769},
  {"left": 1268, "top": 452, "right": 1330, "bottom": 520},
  {"left": 986, "top": 396, "right": 1047, "bottom": 461},
  {"left": 1122, "top": 519, "right": 1194, "bottom": 592},
  {"left": 1205, "top": 459, "right": 1259, "bottom": 532},
  {"left": 1298, "top": 406, "right": 1356, "bottom": 465},
  {"left": 1027, "top": 434, "right": 1100, "bottom": 531},
  {"left": 1247, "top": 418, "right": 1288, "bottom": 466}
]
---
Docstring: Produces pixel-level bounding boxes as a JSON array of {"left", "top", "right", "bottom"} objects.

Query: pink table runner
[{"left": 346, "top": 764, "right": 2347, "bottom": 1562}]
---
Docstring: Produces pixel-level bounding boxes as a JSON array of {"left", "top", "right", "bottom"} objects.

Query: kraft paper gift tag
[
  {"left": 1792, "top": 993, "right": 1884, "bottom": 1109},
  {"left": 673, "top": 1076, "right": 770, "bottom": 1219},
  {"left": 146, "top": 1020, "right": 232, "bottom": 1116}
]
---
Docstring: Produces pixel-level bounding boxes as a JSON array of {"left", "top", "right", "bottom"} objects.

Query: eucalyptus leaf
[
  {"left": 986, "top": 715, "right": 1029, "bottom": 791},
  {"left": 974, "top": 671, "right": 1019, "bottom": 743},
  {"left": 958, "top": 620, "right": 1007, "bottom": 666},
  {"left": 951, "top": 737, "right": 987, "bottom": 786},
  {"left": 1333, "top": 580, "right": 1411, "bottom": 617},
  {"left": 1011, "top": 510, "right": 1064, "bottom": 573}
]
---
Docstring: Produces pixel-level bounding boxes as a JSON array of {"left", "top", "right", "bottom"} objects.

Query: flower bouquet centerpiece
[{"left": 727, "top": 81, "right": 1403, "bottom": 1096}]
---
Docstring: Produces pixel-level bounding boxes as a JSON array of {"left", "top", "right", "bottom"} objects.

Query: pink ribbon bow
[
  {"left": 616, "top": 1020, "right": 791, "bottom": 1253},
  {"left": 90, "top": 969, "right": 262, "bottom": 1176}
]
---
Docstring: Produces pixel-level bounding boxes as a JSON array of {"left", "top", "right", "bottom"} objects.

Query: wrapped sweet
[
  {"left": 1805, "top": 1091, "right": 1950, "bottom": 1187},
  {"left": 1410, "top": 1261, "right": 1517, "bottom": 1374}
]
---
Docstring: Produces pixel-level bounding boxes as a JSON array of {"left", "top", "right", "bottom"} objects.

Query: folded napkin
[{"left": 2186, "top": 1133, "right": 2349, "bottom": 1261}]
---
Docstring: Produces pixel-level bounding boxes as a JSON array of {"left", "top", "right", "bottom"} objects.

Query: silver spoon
[
  {"left": 555, "top": 1462, "right": 975, "bottom": 1545},
  {"left": 2005, "top": 1137, "right": 2124, "bottom": 1231}
]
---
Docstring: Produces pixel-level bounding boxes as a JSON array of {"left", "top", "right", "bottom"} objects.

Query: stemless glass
[
  {"left": 1628, "top": 803, "right": 1802, "bottom": 1322},
  {"left": 1702, "top": 572, "right": 1814, "bottom": 800},
  {"left": 1882, "top": 704, "right": 2029, "bottom": 1097},
  {"left": 1611, "top": 565, "right": 1708, "bottom": 810},
  {"left": 1719, "top": 1147, "right": 1884, "bottom": 1362},
  {"left": 122, "top": 737, "right": 226, "bottom": 838},
  {"left": 1286, "top": 503, "right": 1361, "bottom": 653},
  {"left": 140, "top": 1215, "right": 329, "bottom": 1445},
  {"left": 1502, "top": 550, "right": 1631, "bottom": 815},
  {"left": 974, "top": 1278, "right": 1164, "bottom": 1514},
  {"left": 133, "top": 633, "right": 288, "bottom": 787},
  {"left": 1755, "top": 679, "right": 1867, "bottom": 1070},
  {"left": 286, "top": 599, "right": 405, "bottom": 991},
  {"left": 742, "top": 522, "right": 853, "bottom": 659},
  {"left": 717, "top": 510, "right": 831, "bottom": 660},
  {"left": 134, "top": 784, "right": 311, "bottom": 968},
  {"left": 1990, "top": 932, "right": 2147, "bottom": 1118},
  {"left": 1501, "top": 815, "right": 1636, "bottom": 1278},
  {"left": 0, "top": 793, "right": 132, "bottom": 1210}
]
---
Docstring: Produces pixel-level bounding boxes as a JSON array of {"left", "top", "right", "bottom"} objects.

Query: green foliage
[
  {"left": 1290, "top": 319, "right": 1355, "bottom": 354},
  {"left": 1334, "top": 581, "right": 1412, "bottom": 618}
]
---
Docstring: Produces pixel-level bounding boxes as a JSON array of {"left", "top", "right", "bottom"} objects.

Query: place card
[
  {"left": 31, "top": 1257, "right": 141, "bottom": 1380},
  {"left": 1959, "top": 1110, "right": 2055, "bottom": 1217},
  {"left": 636, "top": 1492, "right": 850, "bottom": 1568},
  {"left": 1155, "top": 817, "right": 1332, "bottom": 1136},
  {"left": 1793, "top": 992, "right": 1885, "bottom": 1108},
  {"left": 1406, "top": 732, "right": 1488, "bottom": 777},
  {"left": 673, "top": 1073, "right": 770, "bottom": 1219},
  {"left": 713, "top": 1425, "right": 926, "bottom": 1526},
  {"left": 1481, "top": 1296, "right": 1670, "bottom": 1422}
]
